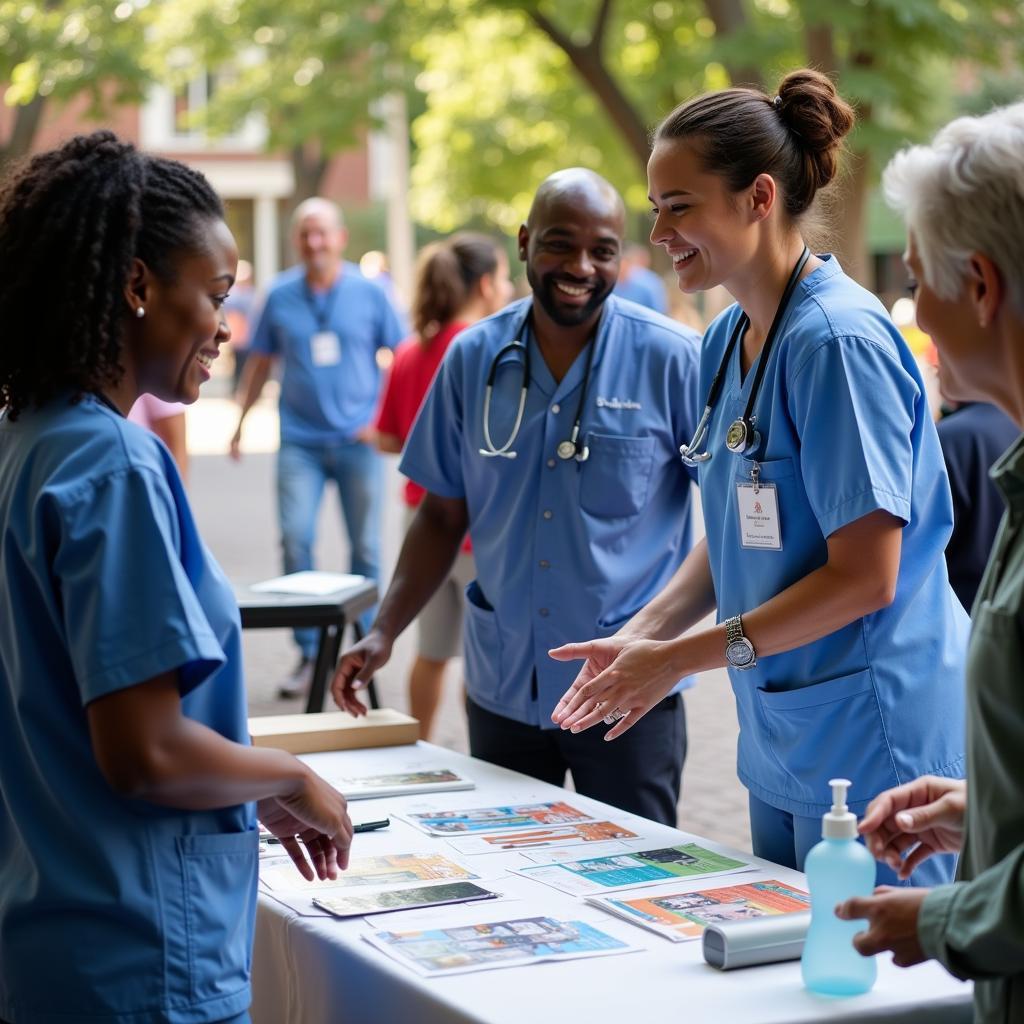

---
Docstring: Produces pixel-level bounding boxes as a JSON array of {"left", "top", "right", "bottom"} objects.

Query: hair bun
[{"left": 776, "top": 69, "right": 855, "bottom": 193}]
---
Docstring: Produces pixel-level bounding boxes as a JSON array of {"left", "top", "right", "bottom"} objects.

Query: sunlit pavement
[{"left": 187, "top": 388, "right": 752, "bottom": 851}]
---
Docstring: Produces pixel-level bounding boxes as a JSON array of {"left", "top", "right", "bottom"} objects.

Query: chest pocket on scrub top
[{"left": 579, "top": 433, "right": 655, "bottom": 518}]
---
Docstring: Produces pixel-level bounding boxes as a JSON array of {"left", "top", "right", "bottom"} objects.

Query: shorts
[{"left": 404, "top": 505, "right": 476, "bottom": 662}]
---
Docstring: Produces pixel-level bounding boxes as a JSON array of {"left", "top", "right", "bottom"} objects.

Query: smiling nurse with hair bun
[{"left": 551, "top": 69, "right": 968, "bottom": 885}]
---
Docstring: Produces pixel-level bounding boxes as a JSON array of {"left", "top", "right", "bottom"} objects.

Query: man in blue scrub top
[
  {"left": 333, "top": 170, "right": 701, "bottom": 825},
  {"left": 230, "top": 198, "right": 405, "bottom": 696}
]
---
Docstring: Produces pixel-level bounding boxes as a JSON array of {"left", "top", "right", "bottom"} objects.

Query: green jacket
[{"left": 919, "top": 432, "right": 1024, "bottom": 1023}]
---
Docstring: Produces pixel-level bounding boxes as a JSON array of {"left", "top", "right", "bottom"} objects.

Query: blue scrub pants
[
  {"left": 277, "top": 439, "right": 381, "bottom": 656},
  {"left": 748, "top": 793, "right": 957, "bottom": 887},
  {"left": 466, "top": 693, "right": 686, "bottom": 826}
]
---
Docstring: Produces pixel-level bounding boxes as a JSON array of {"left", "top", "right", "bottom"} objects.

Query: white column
[
  {"left": 253, "top": 194, "right": 279, "bottom": 289},
  {"left": 383, "top": 90, "right": 414, "bottom": 306}
]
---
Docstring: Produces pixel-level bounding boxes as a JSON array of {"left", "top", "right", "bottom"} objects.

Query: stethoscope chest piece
[
  {"left": 725, "top": 417, "right": 759, "bottom": 455},
  {"left": 556, "top": 439, "right": 578, "bottom": 460}
]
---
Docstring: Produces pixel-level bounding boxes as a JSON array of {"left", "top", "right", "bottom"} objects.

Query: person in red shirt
[{"left": 376, "top": 233, "right": 513, "bottom": 738}]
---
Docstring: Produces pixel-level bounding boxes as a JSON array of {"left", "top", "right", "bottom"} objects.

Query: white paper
[
  {"left": 249, "top": 571, "right": 366, "bottom": 596},
  {"left": 328, "top": 768, "right": 475, "bottom": 801},
  {"left": 260, "top": 851, "right": 480, "bottom": 893},
  {"left": 445, "top": 821, "right": 640, "bottom": 856}
]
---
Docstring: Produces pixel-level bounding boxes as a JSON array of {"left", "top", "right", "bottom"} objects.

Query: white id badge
[
  {"left": 310, "top": 331, "right": 342, "bottom": 367},
  {"left": 737, "top": 482, "right": 782, "bottom": 550}
]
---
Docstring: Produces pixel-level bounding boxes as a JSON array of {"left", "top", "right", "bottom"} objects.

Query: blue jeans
[
  {"left": 748, "top": 792, "right": 956, "bottom": 888},
  {"left": 277, "top": 439, "right": 382, "bottom": 657}
]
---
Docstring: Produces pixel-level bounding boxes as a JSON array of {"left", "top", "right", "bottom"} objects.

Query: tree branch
[
  {"left": 0, "top": 95, "right": 48, "bottom": 171},
  {"left": 590, "top": 0, "right": 614, "bottom": 56},
  {"left": 701, "top": 0, "right": 763, "bottom": 89},
  {"left": 529, "top": 6, "right": 651, "bottom": 167}
]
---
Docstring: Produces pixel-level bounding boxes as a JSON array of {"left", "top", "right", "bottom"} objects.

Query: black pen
[{"left": 262, "top": 817, "right": 391, "bottom": 844}]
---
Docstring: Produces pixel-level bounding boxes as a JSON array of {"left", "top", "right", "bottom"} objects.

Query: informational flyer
[
  {"left": 512, "top": 843, "right": 750, "bottom": 896},
  {"left": 400, "top": 800, "right": 594, "bottom": 836},
  {"left": 328, "top": 768, "right": 474, "bottom": 801},
  {"left": 446, "top": 820, "right": 640, "bottom": 855},
  {"left": 312, "top": 881, "right": 500, "bottom": 919},
  {"left": 364, "top": 915, "right": 639, "bottom": 976},
  {"left": 260, "top": 852, "right": 479, "bottom": 893},
  {"left": 587, "top": 879, "right": 810, "bottom": 942}
]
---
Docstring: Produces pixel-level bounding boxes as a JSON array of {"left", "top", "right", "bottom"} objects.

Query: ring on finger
[{"left": 603, "top": 706, "right": 626, "bottom": 724}]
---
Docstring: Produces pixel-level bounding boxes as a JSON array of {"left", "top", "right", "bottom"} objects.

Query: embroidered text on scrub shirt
[{"left": 596, "top": 396, "right": 642, "bottom": 410}]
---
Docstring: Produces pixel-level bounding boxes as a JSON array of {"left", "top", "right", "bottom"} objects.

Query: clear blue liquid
[{"left": 801, "top": 837, "right": 878, "bottom": 996}]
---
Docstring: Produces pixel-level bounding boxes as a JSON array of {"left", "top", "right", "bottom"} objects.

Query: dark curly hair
[{"left": 0, "top": 130, "right": 224, "bottom": 419}]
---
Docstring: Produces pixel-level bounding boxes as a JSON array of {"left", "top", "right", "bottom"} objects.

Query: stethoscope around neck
[
  {"left": 679, "top": 246, "right": 811, "bottom": 467},
  {"left": 478, "top": 305, "right": 598, "bottom": 463}
]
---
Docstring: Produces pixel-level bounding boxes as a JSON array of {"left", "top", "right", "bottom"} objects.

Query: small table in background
[{"left": 235, "top": 576, "right": 379, "bottom": 713}]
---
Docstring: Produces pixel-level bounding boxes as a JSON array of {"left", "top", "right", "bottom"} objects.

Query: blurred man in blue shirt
[
  {"left": 614, "top": 242, "right": 668, "bottom": 314},
  {"left": 231, "top": 199, "right": 404, "bottom": 696}
]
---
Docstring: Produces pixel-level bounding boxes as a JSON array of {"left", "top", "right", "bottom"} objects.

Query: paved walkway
[{"left": 187, "top": 394, "right": 752, "bottom": 852}]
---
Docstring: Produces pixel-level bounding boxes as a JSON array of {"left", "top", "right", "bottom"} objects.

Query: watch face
[{"left": 726, "top": 639, "right": 754, "bottom": 667}]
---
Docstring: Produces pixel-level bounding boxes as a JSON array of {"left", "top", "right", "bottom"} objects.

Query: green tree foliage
[{"left": 0, "top": 0, "right": 154, "bottom": 167}]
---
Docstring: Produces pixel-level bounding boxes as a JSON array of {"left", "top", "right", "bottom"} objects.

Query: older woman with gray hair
[{"left": 836, "top": 101, "right": 1024, "bottom": 1024}]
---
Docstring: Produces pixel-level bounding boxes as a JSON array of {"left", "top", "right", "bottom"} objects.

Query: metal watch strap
[{"left": 726, "top": 614, "right": 745, "bottom": 645}]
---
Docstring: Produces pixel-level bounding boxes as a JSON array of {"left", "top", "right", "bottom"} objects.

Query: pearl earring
[{"left": 135, "top": 306, "right": 146, "bottom": 319}]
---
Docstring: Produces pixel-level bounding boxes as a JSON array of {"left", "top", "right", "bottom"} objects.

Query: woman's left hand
[{"left": 549, "top": 636, "right": 684, "bottom": 739}]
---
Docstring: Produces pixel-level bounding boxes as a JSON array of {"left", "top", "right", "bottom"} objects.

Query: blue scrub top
[
  {"left": 250, "top": 261, "right": 405, "bottom": 445},
  {"left": 401, "top": 295, "right": 701, "bottom": 727},
  {"left": 699, "top": 257, "right": 968, "bottom": 817},
  {"left": 0, "top": 396, "right": 257, "bottom": 1024}
]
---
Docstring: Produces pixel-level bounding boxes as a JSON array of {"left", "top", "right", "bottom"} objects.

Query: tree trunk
[
  {"left": 804, "top": 20, "right": 871, "bottom": 284},
  {"left": 702, "top": 0, "right": 762, "bottom": 88},
  {"left": 0, "top": 94, "right": 48, "bottom": 172},
  {"left": 288, "top": 141, "right": 330, "bottom": 215}
]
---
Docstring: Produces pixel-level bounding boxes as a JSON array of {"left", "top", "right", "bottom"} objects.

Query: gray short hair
[
  {"left": 883, "top": 101, "right": 1024, "bottom": 315},
  {"left": 290, "top": 196, "right": 344, "bottom": 232}
]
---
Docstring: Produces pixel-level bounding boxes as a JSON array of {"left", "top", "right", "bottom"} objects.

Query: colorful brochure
[
  {"left": 364, "top": 915, "right": 639, "bottom": 976},
  {"left": 400, "top": 800, "right": 594, "bottom": 836},
  {"left": 260, "top": 852, "right": 478, "bottom": 892},
  {"left": 587, "top": 878, "right": 810, "bottom": 942},
  {"left": 328, "top": 768, "right": 474, "bottom": 801},
  {"left": 512, "top": 843, "right": 750, "bottom": 896},
  {"left": 312, "top": 881, "right": 500, "bottom": 919},
  {"left": 446, "top": 820, "right": 639, "bottom": 855}
]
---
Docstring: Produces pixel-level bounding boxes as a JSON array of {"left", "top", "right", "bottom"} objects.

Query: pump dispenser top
[{"left": 822, "top": 778, "right": 857, "bottom": 840}]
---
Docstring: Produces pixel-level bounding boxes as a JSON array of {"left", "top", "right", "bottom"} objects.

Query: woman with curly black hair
[{"left": 0, "top": 132, "right": 353, "bottom": 1024}]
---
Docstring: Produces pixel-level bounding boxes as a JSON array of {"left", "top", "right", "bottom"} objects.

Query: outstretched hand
[
  {"left": 857, "top": 775, "right": 966, "bottom": 880},
  {"left": 549, "top": 635, "right": 682, "bottom": 740}
]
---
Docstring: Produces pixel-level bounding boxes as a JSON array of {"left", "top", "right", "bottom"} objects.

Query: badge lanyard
[{"left": 304, "top": 280, "right": 344, "bottom": 367}]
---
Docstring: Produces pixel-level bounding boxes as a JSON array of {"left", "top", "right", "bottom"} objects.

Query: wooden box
[{"left": 248, "top": 709, "right": 419, "bottom": 754}]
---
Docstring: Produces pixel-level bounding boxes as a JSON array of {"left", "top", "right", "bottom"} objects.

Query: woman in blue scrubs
[
  {"left": 0, "top": 133, "right": 353, "bottom": 1024},
  {"left": 551, "top": 70, "right": 967, "bottom": 885}
]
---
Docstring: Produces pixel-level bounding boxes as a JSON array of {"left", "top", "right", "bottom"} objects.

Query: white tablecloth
[{"left": 251, "top": 743, "right": 972, "bottom": 1024}]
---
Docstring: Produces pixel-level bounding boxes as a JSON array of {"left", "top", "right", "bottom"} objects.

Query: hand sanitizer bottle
[{"left": 801, "top": 778, "right": 877, "bottom": 995}]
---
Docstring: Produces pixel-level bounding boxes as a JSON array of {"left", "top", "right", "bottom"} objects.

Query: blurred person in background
[
  {"left": 614, "top": 241, "right": 669, "bottom": 313},
  {"left": 0, "top": 132, "right": 351, "bottom": 1024},
  {"left": 376, "top": 233, "right": 513, "bottom": 739},
  {"left": 935, "top": 360, "right": 1018, "bottom": 611},
  {"left": 128, "top": 392, "right": 189, "bottom": 482},
  {"left": 224, "top": 258, "right": 255, "bottom": 392},
  {"left": 838, "top": 102, "right": 1024, "bottom": 1024},
  {"left": 230, "top": 198, "right": 404, "bottom": 698}
]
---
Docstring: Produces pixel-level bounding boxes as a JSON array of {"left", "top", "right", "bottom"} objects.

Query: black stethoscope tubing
[{"left": 679, "top": 246, "right": 811, "bottom": 465}]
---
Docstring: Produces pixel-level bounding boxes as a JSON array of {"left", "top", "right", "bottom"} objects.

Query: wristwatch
[{"left": 724, "top": 614, "right": 756, "bottom": 670}]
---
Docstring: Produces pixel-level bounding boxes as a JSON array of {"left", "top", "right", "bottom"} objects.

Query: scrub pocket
[
  {"left": 177, "top": 830, "right": 259, "bottom": 1003},
  {"left": 756, "top": 668, "right": 898, "bottom": 809},
  {"left": 463, "top": 580, "right": 503, "bottom": 693},
  {"left": 579, "top": 433, "right": 655, "bottom": 518}
]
